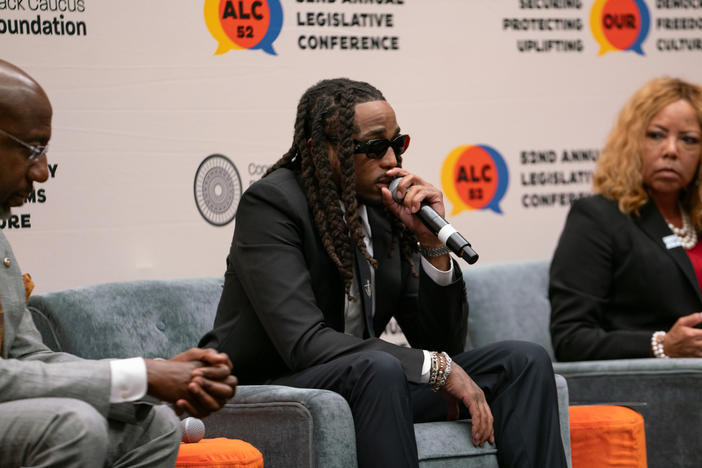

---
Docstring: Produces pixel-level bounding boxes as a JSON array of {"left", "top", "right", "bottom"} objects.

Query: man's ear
[{"left": 306, "top": 137, "right": 313, "bottom": 155}]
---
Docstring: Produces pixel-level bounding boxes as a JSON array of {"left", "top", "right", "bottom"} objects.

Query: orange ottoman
[
  {"left": 176, "top": 438, "right": 264, "bottom": 468},
  {"left": 569, "top": 405, "right": 647, "bottom": 468}
]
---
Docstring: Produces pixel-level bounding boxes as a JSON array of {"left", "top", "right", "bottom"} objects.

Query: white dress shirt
[{"left": 109, "top": 357, "right": 147, "bottom": 402}]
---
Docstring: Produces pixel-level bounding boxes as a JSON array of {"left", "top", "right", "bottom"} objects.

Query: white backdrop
[{"left": 1, "top": 0, "right": 700, "bottom": 293}]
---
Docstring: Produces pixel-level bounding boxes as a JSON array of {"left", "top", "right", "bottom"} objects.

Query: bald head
[
  {"left": 0, "top": 60, "right": 52, "bottom": 217},
  {"left": 0, "top": 60, "right": 52, "bottom": 128}
]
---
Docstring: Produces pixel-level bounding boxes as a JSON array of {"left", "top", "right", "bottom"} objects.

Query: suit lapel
[
  {"left": 367, "top": 207, "right": 401, "bottom": 335},
  {"left": 635, "top": 201, "right": 702, "bottom": 303}
]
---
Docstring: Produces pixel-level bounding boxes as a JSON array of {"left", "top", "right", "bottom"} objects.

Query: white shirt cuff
[
  {"left": 109, "top": 357, "right": 148, "bottom": 403},
  {"left": 420, "top": 256, "right": 454, "bottom": 286},
  {"left": 419, "top": 350, "right": 432, "bottom": 383}
]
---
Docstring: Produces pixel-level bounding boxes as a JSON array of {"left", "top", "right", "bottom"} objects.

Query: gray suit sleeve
[
  {"left": 0, "top": 231, "right": 112, "bottom": 416},
  {"left": 0, "top": 305, "right": 112, "bottom": 417}
]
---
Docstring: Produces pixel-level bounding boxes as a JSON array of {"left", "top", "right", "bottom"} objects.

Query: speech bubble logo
[
  {"left": 250, "top": 0, "right": 283, "bottom": 55},
  {"left": 204, "top": 0, "right": 242, "bottom": 55},
  {"left": 590, "top": 0, "right": 617, "bottom": 56},
  {"left": 630, "top": 0, "right": 650, "bottom": 55},
  {"left": 441, "top": 145, "right": 509, "bottom": 216},
  {"left": 203, "top": 0, "right": 283, "bottom": 56},
  {"left": 590, "top": 0, "right": 650, "bottom": 56}
]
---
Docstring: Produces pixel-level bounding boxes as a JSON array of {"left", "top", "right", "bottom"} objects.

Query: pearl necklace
[{"left": 666, "top": 210, "right": 698, "bottom": 250}]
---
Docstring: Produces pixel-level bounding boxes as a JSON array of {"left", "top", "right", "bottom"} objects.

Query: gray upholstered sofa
[
  {"left": 464, "top": 260, "right": 702, "bottom": 468},
  {"left": 27, "top": 273, "right": 573, "bottom": 468}
]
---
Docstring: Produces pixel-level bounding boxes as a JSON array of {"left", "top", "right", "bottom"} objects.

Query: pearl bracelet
[{"left": 651, "top": 331, "right": 669, "bottom": 359}]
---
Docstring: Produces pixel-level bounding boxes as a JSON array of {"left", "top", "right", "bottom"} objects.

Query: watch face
[{"left": 194, "top": 154, "right": 242, "bottom": 226}]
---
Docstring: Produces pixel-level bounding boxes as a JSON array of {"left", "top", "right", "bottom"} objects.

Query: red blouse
[{"left": 685, "top": 241, "right": 702, "bottom": 292}]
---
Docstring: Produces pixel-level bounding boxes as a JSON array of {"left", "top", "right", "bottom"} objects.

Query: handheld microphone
[
  {"left": 389, "top": 178, "right": 479, "bottom": 264},
  {"left": 181, "top": 417, "right": 205, "bottom": 443}
]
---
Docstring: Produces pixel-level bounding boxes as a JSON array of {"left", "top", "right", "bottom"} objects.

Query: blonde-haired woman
[{"left": 550, "top": 77, "right": 702, "bottom": 361}]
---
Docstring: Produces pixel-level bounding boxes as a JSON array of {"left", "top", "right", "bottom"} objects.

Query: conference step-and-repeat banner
[{"left": 1, "top": 0, "right": 700, "bottom": 297}]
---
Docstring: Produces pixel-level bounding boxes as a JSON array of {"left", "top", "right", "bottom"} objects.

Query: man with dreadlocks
[{"left": 200, "top": 78, "right": 567, "bottom": 468}]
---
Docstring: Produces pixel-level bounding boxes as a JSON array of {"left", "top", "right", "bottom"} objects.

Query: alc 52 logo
[{"left": 204, "top": 0, "right": 283, "bottom": 55}]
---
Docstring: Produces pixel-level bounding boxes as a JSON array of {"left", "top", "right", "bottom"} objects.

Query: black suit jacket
[
  {"left": 549, "top": 194, "right": 702, "bottom": 361},
  {"left": 200, "top": 168, "right": 468, "bottom": 384}
]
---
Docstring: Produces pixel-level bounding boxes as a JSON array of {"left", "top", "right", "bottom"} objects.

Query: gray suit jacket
[{"left": 0, "top": 230, "right": 113, "bottom": 417}]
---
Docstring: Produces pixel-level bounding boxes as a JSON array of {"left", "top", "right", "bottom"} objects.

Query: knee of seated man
[
  {"left": 350, "top": 350, "right": 406, "bottom": 385},
  {"left": 48, "top": 398, "right": 109, "bottom": 451},
  {"left": 150, "top": 404, "right": 182, "bottom": 446},
  {"left": 500, "top": 340, "right": 553, "bottom": 374}
]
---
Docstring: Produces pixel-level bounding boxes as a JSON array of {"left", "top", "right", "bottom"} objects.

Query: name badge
[{"left": 663, "top": 234, "right": 682, "bottom": 250}]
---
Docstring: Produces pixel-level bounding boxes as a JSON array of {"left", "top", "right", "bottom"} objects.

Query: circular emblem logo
[{"left": 194, "top": 154, "right": 242, "bottom": 226}]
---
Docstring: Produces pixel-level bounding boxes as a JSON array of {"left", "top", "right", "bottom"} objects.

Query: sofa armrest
[
  {"left": 202, "top": 385, "right": 357, "bottom": 468},
  {"left": 554, "top": 358, "right": 702, "bottom": 468},
  {"left": 554, "top": 357, "right": 702, "bottom": 406},
  {"left": 554, "top": 357, "right": 702, "bottom": 378}
]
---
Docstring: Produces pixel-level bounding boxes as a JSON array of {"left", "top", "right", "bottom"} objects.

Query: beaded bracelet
[
  {"left": 439, "top": 352, "right": 452, "bottom": 388},
  {"left": 433, "top": 353, "right": 446, "bottom": 392},
  {"left": 429, "top": 351, "right": 454, "bottom": 392},
  {"left": 429, "top": 351, "right": 439, "bottom": 387},
  {"left": 651, "top": 331, "right": 669, "bottom": 359}
]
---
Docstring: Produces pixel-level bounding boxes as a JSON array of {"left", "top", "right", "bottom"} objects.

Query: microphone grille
[
  {"left": 181, "top": 417, "right": 206, "bottom": 443},
  {"left": 388, "top": 178, "right": 402, "bottom": 203}
]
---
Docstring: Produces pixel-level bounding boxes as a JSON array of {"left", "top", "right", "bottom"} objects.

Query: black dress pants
[{"left": 272, "top": 340, "right": 567, "bottom": 468}]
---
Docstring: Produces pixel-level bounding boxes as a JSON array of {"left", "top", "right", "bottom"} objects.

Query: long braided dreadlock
[{"left": 265, "top": 78, "right": 419, "bottom": 298}]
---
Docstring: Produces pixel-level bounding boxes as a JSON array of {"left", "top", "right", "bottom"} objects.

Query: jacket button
[{"left": 3, "top": 258, "right": 10, "bottom": 268}]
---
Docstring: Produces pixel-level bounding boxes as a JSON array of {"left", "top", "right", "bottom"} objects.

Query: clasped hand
[
  {"left": 146, "top": 348, "right": 238, "bottom": 418},
  {"left": 379, "top": 168, "right": 446, "bottom": 247},
  {"left": 379, "top": 168, "right": 451, "bottom": 270}
]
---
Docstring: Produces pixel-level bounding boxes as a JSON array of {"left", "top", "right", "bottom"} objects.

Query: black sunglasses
[{"left": 353, "top": 134, "right": 410, "bottom": 159}]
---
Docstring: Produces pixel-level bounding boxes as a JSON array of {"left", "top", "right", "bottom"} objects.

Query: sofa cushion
[
  {"left": 462, "top": 261, "right": 554, "bottom": 359},
  {"left": 176, "top": 438, "right": 264, "bottom": 468},
  {"left": 27, "top": 278, "right": 223, "bottom": 359},
  {"left": 569, "top": 405, "right": 646, "bottom": 468},
  {"left": 415, "top": 420, "right": 498, "bottom": 468}
]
